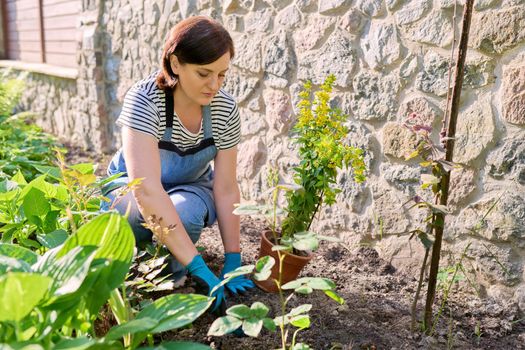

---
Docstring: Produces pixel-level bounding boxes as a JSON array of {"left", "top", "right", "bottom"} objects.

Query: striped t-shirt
[{"left": 117, "top": 72, "right": 241, "bottom": 150}]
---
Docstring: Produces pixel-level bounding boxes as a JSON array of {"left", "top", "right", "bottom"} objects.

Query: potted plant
[{"left": 234, "top": 75, "right": 366, "bottom": 292}]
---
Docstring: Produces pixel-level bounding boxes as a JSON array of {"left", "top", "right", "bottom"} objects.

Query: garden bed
[
  {"left": 158, "top": 217, "right": 524, "bottom": 349},
  {"left": 64, "top": 145, "right": 524, "bottom": 349}
]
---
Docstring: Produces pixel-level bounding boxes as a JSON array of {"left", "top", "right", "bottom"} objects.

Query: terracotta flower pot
[{"left": 254, "top": 230, "right": 313, "bottom": 293}]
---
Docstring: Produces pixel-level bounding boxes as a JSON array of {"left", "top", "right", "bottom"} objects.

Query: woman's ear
[{"left": 170, "top": 55, "right": 180, "bottom": 74}]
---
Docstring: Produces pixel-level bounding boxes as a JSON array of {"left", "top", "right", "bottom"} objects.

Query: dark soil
[
  {"left": 165, "top": 218, "right": 525, "bottom": 350},
  {"left": 67, "top": 146, "right": 525, "bottom": 350}
]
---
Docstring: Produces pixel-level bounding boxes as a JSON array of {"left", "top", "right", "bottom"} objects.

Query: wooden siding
[
  {"left": 5, "top": 0, "right": 41, "bottom": 62},
  {"left": 4, "top": 0, "right": 80, "bottom": 68}
]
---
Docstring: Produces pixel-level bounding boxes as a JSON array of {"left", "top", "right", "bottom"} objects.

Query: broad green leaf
[
  {"left": 11, "top": 170, "right": 27, "bottom": 185},
  {"left": 136, "top": 293, "right": 212, "bottom": 333},
  {"left": 223, "top": 265, "right": 254, "bottom": 279},
  {"left": 58, "top": 213, "right": 135, "bottom": 314},
  {"left": 292, "top": 236, "right": 318, "bottom": 251},
  {"left": 26, "top": 215, "right": 43, "bottom": 229},
  {"left": 54, "top": 185, "right": 69, "bottom": 203},
  {"left": 250, "top": 302, "right": 269, "bottom": 319},
  {"left": 53, "top": 338, "right": 97, "bottom": 350},
  {"left": 42, "top": 210, "right": 60, "bottom": 233},
  {"left": 0, "top": 273, "right": 52, "bottom": 322},
  {"left": 76, "top": 173, "right": 97, "bottom": 187},
  {"left": 324, "top": 290, "right": 345, "bottom": 305},
  {"left": 37, "top": 229, "right": 68, "bottom": 249},
  {"left": 0, "top": 243, "right": 38, "bottom": 265},
  {"left": 0, "top": 344, "right": 45, "bottom": 350},
  {"left": 22, "top": 188, "right": 49, "bottom": 218},
  {"left": 271, "top": 245, "right": 291, "bottom": 252},
  {"left": 253, "top": 255, "right": 275, "bottom": 281},
  {"left": 70, "top": 163, "right": 95, "bottom": 175},
  {"left": 207, "top": 316, "right": 242, "bottom": 336},
  {"left": 292, "top": 343, "right": 312, "bottom": 350},
  {"left": 105, "top": 317, "right": 158, "bottom": 341},
  {"left": 303, "top": 277, "right": 336, "bottom": 290},
  {"left": 282, "top": 277, "right": 335, "bottom": 291},
  {"left": 0, "top": 256, "right": 32, "bottom": 273},
  {"left": 288, "top": 304, "right": 312, "bottom": 317},
  {"left": 232, "top": 204, "right": 268, "bottom": 216},
  {"left": 0, "top": 179, "right": 19, "bottom": 192},
  {"left": 210, "top": 266, "right": 254, "bottom": 297},
  {"left": 97, "top": 172, "right": 125, "bottom": 187},
  {"left": 19, "top": 175, "right": 50, "bottom": 198},
  {"left": 254, "top": 255, "right": 275, "bottom": 281},
  {"left": 32, "top": 165, "right": 61, "bottom": 181},
  {"left": 262, "top": 317, "right": 276, "bottom": 332},
  {"left": 0, "top": 188, "right": 19, "bottom": 201},
  {"left": 138, "top": 342, "right": 211, "bottom": 350},
  {"left": 54, "top": 337, "right": 124, "bottom": 350},
  {"left": 295, "top": 285, "right": 313, "bottom": 294},
  {"left": 226, "top": 304, "right": 251, "bottom": 319},
  {"left": 36, "top": 245, "right": 98, "bottom": 297},
  {"left": 290, "top": 315, "right": 310, "bottom": 329},
  {"left": 242, "top": 318, "right": 263, "bottom": 337}
]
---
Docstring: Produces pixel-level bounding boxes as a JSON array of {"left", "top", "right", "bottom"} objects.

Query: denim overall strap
[{"left": 158, "top": 89, "right": 215, "bottom": 154}]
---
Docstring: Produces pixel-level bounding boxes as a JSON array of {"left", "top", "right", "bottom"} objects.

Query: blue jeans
[{"left": 105, "top": 188, "right": 211, "bottom": 280}]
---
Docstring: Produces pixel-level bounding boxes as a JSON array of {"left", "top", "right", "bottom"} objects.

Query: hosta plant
[{"left": 0, "top": 212, "right": 214, "bottom": 349}]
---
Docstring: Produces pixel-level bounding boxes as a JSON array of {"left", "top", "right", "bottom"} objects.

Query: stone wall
[{"left": 11, "top": 0, "right": 525, "bottom": 304}]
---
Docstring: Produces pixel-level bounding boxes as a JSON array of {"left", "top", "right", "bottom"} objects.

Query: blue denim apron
[{"left": 103, "top": 88, "right": 218, "bottom": 279}]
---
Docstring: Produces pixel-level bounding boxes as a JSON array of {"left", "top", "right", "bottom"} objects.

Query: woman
[{"left": 103, "top": 16, "right": 254, "bottom": 311}]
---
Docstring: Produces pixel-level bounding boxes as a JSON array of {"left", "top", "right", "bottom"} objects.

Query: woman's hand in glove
[
  {"left": 220, "top": 252, "right": 256, "bottom": 295},
  {"left": 186, "top": 254, "right": 226, "bottom": 312}
]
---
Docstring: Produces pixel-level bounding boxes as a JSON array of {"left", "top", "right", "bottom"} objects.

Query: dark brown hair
[{"left": 156, "top": 16, "right": 234, "bottom": 90}]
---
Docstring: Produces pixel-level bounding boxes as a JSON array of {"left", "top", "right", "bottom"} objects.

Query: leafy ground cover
[{"left": 139, "top": 216, "right": 524, "bottom": 350}]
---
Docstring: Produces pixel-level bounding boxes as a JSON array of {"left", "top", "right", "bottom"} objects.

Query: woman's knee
[{"left": 170, "top": 192, "right": 207, "bottom": 242}]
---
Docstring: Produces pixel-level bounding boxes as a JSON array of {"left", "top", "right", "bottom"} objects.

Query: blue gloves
[
  {"left": 186, "top": 255, "right": 225, "bottom": 313},
  {"left": 220, "top": 252, "right": 256, "bottom": 295}
]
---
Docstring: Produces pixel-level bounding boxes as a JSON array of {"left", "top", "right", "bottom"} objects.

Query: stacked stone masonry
[{"left": 11, "top": 0, "right": 525, "bottom": 307}]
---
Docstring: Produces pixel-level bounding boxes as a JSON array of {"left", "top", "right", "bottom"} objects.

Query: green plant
[
  {"left": 235, "top": 76, "right": 366, "bottom": 254},
  {"left": 280, "top": 75, "right": 366, "bottom": 241},
  {"left": 0, "top": 213, "right": 134, "bottom": 346},
  {"left": 208, "top": 255, "right": 344, "bottom": 350},
  {"left": 0, "top": 212, "right": 213, "bottom": 349},
  {"left": 474, "top": 321, "right": 483, "bottom": 344},
  {"left": 0, "top": 72, "right": 63, "bottom": 181},
  {"left": 0, "top": 159, "right": 119, "bottom": 250},
  {"left": 0, "top": 71, "right": 24, "bottom": 118}
]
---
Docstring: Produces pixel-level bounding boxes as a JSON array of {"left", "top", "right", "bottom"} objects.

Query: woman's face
[{"left": 170, "top": 52, "right": 231, "bottom": 107}]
